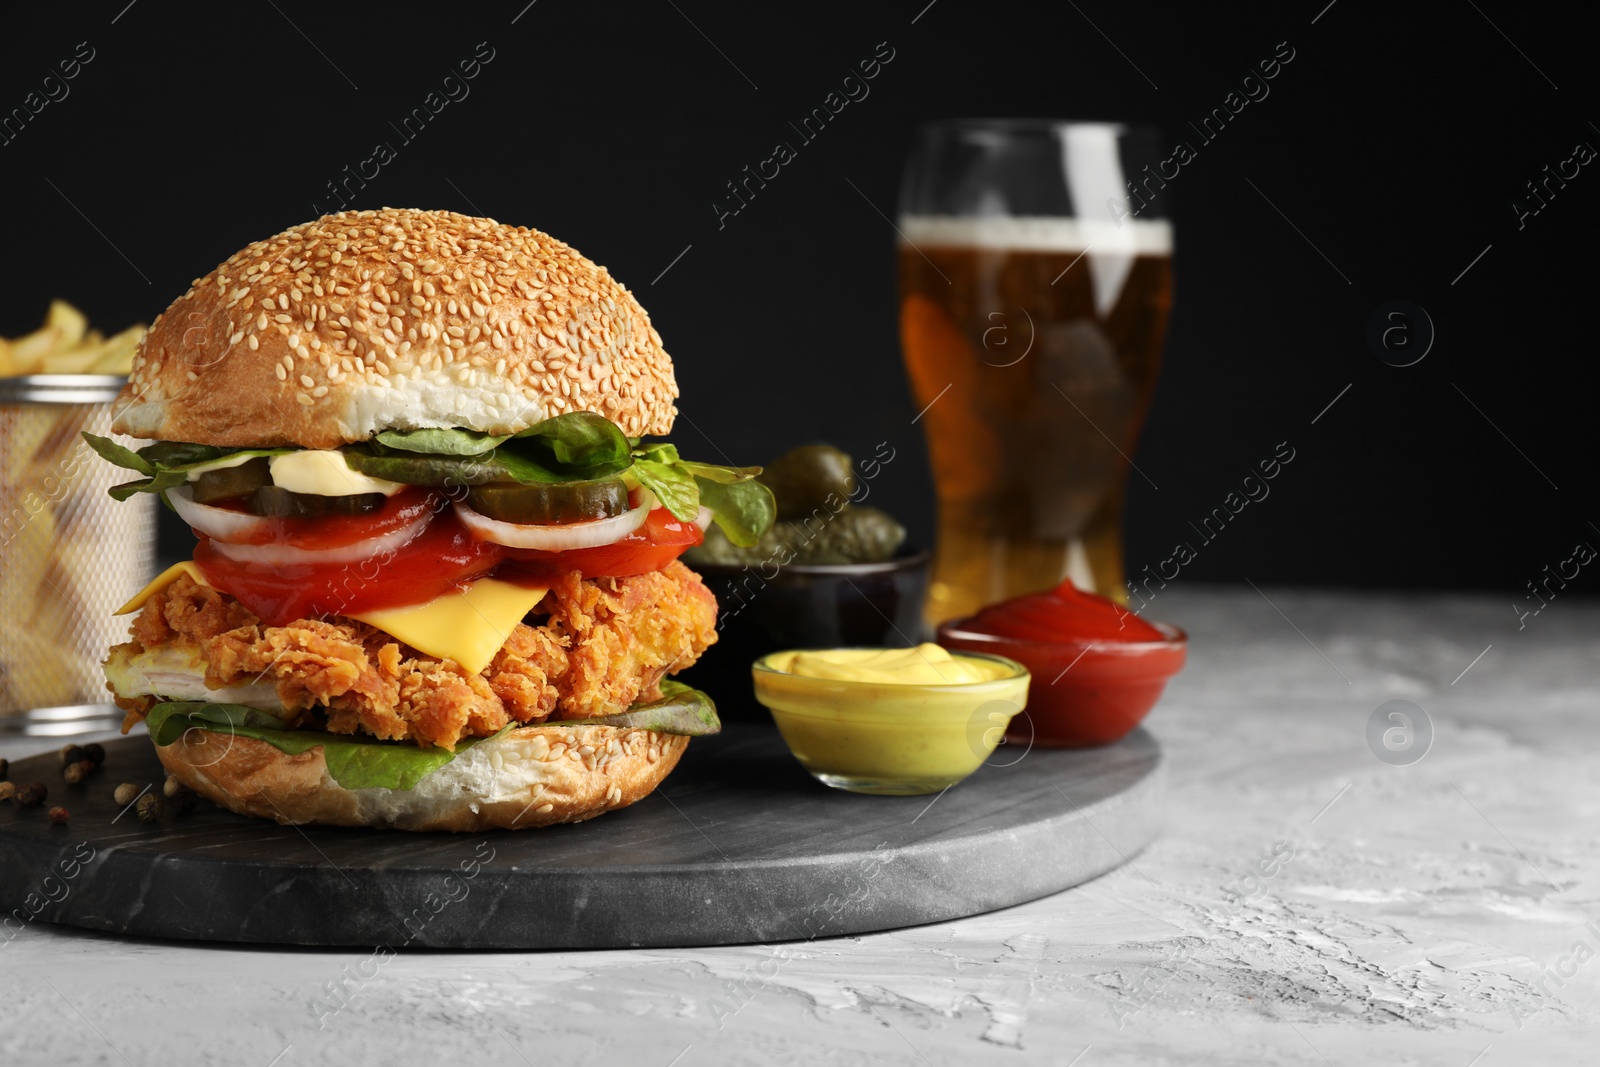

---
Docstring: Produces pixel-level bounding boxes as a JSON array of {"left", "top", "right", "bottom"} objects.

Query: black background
[{"left": 2, "top": 1, "right": 1593, "bottom": 597}]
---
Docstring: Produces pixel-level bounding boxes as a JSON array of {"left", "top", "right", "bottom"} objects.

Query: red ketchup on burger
[{"left": 937, "top": 578, "right": 1186, "bottom": 747}]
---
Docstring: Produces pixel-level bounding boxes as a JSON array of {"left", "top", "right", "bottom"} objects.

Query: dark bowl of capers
[{"left": 677, "top": 444, "right": 931, "bottom": 719}]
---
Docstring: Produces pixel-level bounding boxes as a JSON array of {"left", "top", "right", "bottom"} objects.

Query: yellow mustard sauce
[
  {"left": 776, "top": 643, "right": 1012, "bottom": 685},
  {"left": 753, "top": 645, "right": 1029, "bottom": 794}
]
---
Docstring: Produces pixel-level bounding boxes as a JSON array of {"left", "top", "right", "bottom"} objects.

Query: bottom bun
[{"left": 154, "top": 724, "right": 691, "bottom": 831}]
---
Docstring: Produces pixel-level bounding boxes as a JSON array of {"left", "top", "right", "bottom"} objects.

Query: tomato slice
[
  {"left": 205, "top": 487, "right": 440, "bottom": 549},
  {"left": 194, "top": 512, "right": 505, "bottom": 626},
  {"left": 191, "top": 503, "right": 703, "bottom": 626},
  {"left": 499, "top": 507, "right": 705, "bottom": 583}
]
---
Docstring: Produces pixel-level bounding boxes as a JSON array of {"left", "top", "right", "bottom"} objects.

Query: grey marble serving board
[{"left": 0, "top": 723, "right": 1163, "bottom": 949}]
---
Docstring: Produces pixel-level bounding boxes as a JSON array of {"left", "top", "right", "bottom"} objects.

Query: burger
[{"left": 84, "top": 208, "right": 773, "bottom": 831}]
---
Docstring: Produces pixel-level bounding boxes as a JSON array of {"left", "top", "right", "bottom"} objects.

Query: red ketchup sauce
[
  {"left": 936, "top": 579, "right": 1186, "bottom": 748},
  {"left": 959, "top": 580, "right": 1169, "bottom": 643}
]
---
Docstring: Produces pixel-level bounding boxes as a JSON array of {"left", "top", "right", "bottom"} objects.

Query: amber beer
[{"left": 899, "top": 216, "right": 1173, "bottom": 623}]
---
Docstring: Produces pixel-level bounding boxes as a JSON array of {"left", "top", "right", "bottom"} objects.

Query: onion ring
[
  {"left": 174, "top": 482, "right": 437, "bottom": 565},
  {"left": 454, "top": 491, "right": 654, "bottom": 550},
  {"left": 168, "top": 486, "right": 269, "bottom": 542}
]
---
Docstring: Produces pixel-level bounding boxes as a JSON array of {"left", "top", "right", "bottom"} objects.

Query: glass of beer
[{"left": 898, "top": 120, "right": 1173, "bottom": 624}]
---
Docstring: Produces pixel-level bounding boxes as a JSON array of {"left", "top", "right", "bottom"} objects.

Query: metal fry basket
[{"left": 0, "top": 375, "right": 156, "bottom": 720}]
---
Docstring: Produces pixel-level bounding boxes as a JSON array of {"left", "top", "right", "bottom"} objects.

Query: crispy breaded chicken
[{"left": 106, "top": 562, "right": 718, "bottom": 750}]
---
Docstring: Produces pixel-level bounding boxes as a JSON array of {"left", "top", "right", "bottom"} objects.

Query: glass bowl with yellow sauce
[{"left": 752, "top": 644, "right": 1030, "bottom": 795}]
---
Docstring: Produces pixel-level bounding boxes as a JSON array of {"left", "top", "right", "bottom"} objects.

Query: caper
[
  {"left": 759, "top": 445, "right": 857, "bottom": 520},
  {"left": 687, "top": 507, "right": 906, "bottom": 567},
  {"left": 792, "top": 507, "right": 906, "bottom": 564}
]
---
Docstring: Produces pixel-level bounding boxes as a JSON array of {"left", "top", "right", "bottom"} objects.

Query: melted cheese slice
[
  {"left": 115, "top": 560, "right": 212, "bottom": 615},
  {"left": 114, "top": 561, "right": 546, "bottom": 675},
  {"left": 349, "top": 578, "right": 548, "bottom": 674}
]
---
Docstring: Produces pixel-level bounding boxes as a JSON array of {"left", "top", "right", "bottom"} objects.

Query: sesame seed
[
  {"left": 122, "top": 208, "right": 680, "bottom": 441},
  {"left": 300, "top": 375, "right": 315, "bottom": 388}
]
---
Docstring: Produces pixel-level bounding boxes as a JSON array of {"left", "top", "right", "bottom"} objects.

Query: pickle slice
[
  {"left": 466, "top": 478, "right": 629, "bottom": 524},
  {"left": 248, "top": 486, "right": 386, "bottom": 518},
  {"left": 188, "top": 458, "right": 273, "bottom": 504}
]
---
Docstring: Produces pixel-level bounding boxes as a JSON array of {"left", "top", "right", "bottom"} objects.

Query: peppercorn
[
  {"left": 0, "top": 782, "right": 14, "bottom": 802},
  {"left": 135, "top": 793, "right": 164, "bottom": 822},
  {"left": 14, "top": 782, "right": 47, "bottom": 808},
  {"left": 113, "top": 782, "right": 143, "bottom": 806},
  {"left": 59, "top": 744, "right": 85, "bottom": 767},
  {"left": 168, "top": 789, "right": 196, "bottom": 815},
  {"left": 63, "top": 759, "right": 96, "bottom": 785},
  {"left": 82, "top": 742, "right": 106, "bottom": 766},
  {"left": 0, "top": 757, "right": 9, "bottom": 779},
  {"left": 47, "top": 806, "right": 69, "bottom": 825}
]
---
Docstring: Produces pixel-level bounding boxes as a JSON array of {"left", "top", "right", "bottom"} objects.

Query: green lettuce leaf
[
  {"left": 373, "top": 427, "right": 509, "bottom": 456},
  {"left": 679, "top": 460, "right": 762, "bottom": 484},
  {"left": 107, "top": 469, "right": 190, "bottom": 501},
  {"left": 139, "top": 442, "right": 266, "bottom": 469},
  {"left": 143, "top": 681, "right": 721, "bottom": 791},
  {"left": 84, "top": 413, "right": 777, "bottom": 549},
  {"left": 559, "top": 680, "right": 721, "bottom": 735},
  {"left": 344, "top": 438, "right": 598, "bottom": 488},
  {"left": 354, "top": 413, "right": 634, "bottom": 487},
  {"left": 513, "top": 411, "right": 632, "bottom": 472},
  {"left": 490, "top": 448, "right": 581, "bottom": 485},
  {"left": 626, "top": 441, "right": 773, "bottom": 539},
  {"left": 144, "top": 702, "right": 514, "bottom": 791},
  {"left": 633, "top": 442, "right": 679, "bottom": 465},
  {"left": 695, "top": 476, "right": 777, "bottom": 547},
  {"left": 341, "top": 449, "right": 506, "bottom": 487},
  {"left": 83, "top": 434, "right": 294, "bottom": 500},
  {"left": 83, "top": 433, "right": 155, "bottom": 475},
  {"left": 631, "top": 458, "right": 699, "bottom": 521}
]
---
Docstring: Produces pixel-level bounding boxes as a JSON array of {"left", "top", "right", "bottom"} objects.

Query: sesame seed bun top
[{"left": 111, "top": 208, "right": 679, "bottom": 448}]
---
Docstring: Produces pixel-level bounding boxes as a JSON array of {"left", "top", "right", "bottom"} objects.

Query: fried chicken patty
[{"left": 107, "top": 562, "right": 718, "bottom": 750}]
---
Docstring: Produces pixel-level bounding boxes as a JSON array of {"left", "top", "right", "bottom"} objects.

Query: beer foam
[{"left": 897, "top": 215, "right": 1173, "bottom": 254}]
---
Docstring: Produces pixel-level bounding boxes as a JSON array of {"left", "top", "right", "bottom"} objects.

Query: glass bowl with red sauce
[{"left": 936, "top": 580, "right": 1185, "bottom": 748}]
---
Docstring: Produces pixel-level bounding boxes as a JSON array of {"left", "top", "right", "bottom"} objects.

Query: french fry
[
  {"left": 0, "top": 491, "right": 55, "bottom": 622},
  {"left": 0, "top": 628, "right": 78, "bottom": 710},
  {"left": 41, "top": 339, "right": 110, "bottom": 374},
  {"left": 10, "top": 301, "right": 88, "bottom": 368},
  {"left": 2, "top": 301, "right": 154, "bottom": 713},
  {"left": 87, "top": 325, "right": 144, "bottom": 374},
  {"left": 2, "top": 300, "right": 144, "bottom": 378},
  {"left": 45, "top": 299, "right": 89, "bottom": 342},
  {"left": 3, "top": 407, "right": 59, "bottom": 481}
]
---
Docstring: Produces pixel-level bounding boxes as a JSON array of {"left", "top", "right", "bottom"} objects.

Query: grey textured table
[{"left": 2, "top": 586, "right": 1595, "bottom": 1065}]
